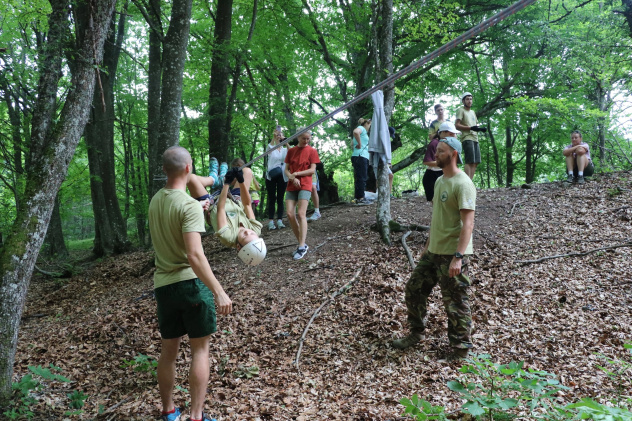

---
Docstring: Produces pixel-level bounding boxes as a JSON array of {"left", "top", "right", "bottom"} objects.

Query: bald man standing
[{"left": 149, "top": 146, "right": 232, "bottom": 421}]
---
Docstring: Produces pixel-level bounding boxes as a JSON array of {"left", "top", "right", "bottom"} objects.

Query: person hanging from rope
[
  {"left": 285, "top": 128, "right": 321, "bottom": 260},
  {"left": 187, "top": 159, "right": 267, "bottom": 266},
  {"left": 455, "top": 92, "right": 487, "bottom": 181}
]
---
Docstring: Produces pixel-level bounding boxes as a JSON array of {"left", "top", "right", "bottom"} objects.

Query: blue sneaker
[
  {"left": 160, "top": 407, "right": 181, "bottom": 421},
  {"left": 219, "top": 162, "right": 228, "bottom": 183},
  {"left": 209, "top": 158, "right": 219, "bottom": 186}
]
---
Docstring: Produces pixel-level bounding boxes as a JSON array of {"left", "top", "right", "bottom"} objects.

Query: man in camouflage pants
[{"left": 392, "top": 137, "right": 476, "bottom": 360}]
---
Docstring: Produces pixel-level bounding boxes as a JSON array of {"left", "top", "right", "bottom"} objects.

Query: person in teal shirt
[{"left": 351, "top": 118, "right": 371, "bottom": 203}]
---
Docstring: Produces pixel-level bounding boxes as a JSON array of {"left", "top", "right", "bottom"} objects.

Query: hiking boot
[
  {"left": 307, "top": 211, "right": 321, "bottom": 222},
  {"left": 392, "top": 332, "right": 423, "bottom": 349},
  {"left": 160, "top": 407, "right": 181, "bottom": 421},
  {"left": 188, "top": 414, "right": 216, "bottom": 421},
  {"left": 446, "top": 348, "right": 470, "bottom": 361},
  {"left": 564, "top": 173, "right": 574, "bottom": 183},
  {"left": 355, "top": 198, "right": 368, "bottom": 204},
  {"left": 268, "top": 221, "right": 276, "bottom": 230},
  {"left": 276, "top": 219, "right": 286, "bottom": 229},
  {"left": 577, "top": 175, "right": 585, "bottom": 185},
  {"left": 293, "top": 245, "right": 309, "bottom": 260}
]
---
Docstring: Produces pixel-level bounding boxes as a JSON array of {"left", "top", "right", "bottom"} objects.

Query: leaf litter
[{"left": 17, "top": 171, "right": 632, "bottom": 420}]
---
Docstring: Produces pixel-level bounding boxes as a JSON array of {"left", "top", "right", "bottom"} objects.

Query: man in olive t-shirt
[
  {"left": 392, "top": 137, "right": 476, "bottom": 361},
  {"left": 149, "top": 146, "right": 232, "bottom": 421},
  {"left": 455, "top": 92, "right": 487, "bottom": 180}
]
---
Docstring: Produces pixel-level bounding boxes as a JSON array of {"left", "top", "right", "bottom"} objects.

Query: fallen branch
[
  {"left": 34, "top": 264, "right": 71, "bottom": 278},
  {"left": 267, "top": 244, "right": 297, "bottom": 253},
  {"left": 509, "top": 202, "right": 519, "bottom": 217},
  {"left": 295, "top": 268, "right": 362, "bottom": 371},
  {"left": 387, "top": 220, "right": 429, "bottom": 233},
  {"left": 608, "top": 205, "right": 630, "bottom": 213},
  {"left": 401, "top": 231, "right": 415, "bottom": 270},
  {"left": 537, "top": 235, "right": 629, "bottom": 243},
  {"left": 515, "top": 240, "right": 632, "bottom": 265}
]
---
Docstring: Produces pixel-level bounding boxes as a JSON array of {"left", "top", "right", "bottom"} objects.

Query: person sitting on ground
[
  {"left": 187, "top": 163, "right": 266, "bottom": 266},
  {"left": 422, "top": 121, "right": 460, "bottom": 202},
  {"left": 285, "top": 128, "right": 321, "bottom": 260},
  {"left": 563, "top": 130, "right": 594, "bottom": 184}
]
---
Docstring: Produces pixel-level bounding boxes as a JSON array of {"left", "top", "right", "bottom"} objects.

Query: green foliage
[
  {"left": 233, "top": 365, "right": 260, "bottom": 379},
  {"left": 400, "top": 394, "right": 448, "bottom": 420},
  {"left": 2, "top": 365, "right": 71, "bottom": 420},
  {"left": 120, "top": 353, "right": 158, "bottom": 377},
  {"left": 67, "top": 390, "right": 88, "bottom": 409},
  {"left": 447, "top": 354, "right": 568, "bottom": 419},
  {"left": 566, "top": 398, "right": 632, "bottom": 421}
]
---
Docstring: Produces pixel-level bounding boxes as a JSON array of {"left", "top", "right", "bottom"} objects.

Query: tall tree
[
  {"left": 208, "top": 0, "right": 234, "bottom": 162},
  {"left": 147, "top": 0, "right": 194, "bottom": 198},
  {"left": 0, "top": 0, "right": 116, "bottom": 402},
  {"left": 83, "top": 2, "right": 131, "bottom": 256}
]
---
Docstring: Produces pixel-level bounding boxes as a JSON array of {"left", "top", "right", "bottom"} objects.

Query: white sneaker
[
  {"left": 307, "top": 212, "right": 321, "bottom": 222},
  {"left": 276, "top": 220, "right": 286, "bottom": 229},
  {"left": 268, "top": 221, "right": 276, "bottom": 230},
  {"left": 293, "top": 245, "right": 309, "bottom": 260}
]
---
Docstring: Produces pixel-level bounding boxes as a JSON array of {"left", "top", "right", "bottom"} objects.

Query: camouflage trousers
[{"left": 404, "top": 251, "right": 472, "bottom": 349}]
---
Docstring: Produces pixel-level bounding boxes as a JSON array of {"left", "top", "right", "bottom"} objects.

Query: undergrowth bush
[{"left": 401, "top": 344, "right": 632, "bottom": 421}]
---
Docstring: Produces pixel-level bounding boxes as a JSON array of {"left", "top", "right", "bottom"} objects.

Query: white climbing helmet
[{"left": 238, "top": 238, "right": 267, "bottom": 266}]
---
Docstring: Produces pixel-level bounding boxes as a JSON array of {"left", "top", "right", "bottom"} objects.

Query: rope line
[{"left": 241, "top": 0, "right": 538, "bottom": 169}]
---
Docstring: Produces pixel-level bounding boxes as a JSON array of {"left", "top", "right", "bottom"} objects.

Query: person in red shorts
[{"left": 284, "top": 128, "right": 321, "bottom": 260}]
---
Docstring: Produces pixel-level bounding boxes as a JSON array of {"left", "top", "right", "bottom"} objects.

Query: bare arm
[
  {"left": 183, "top": 231, "right": 232, "bottom": 315},
  {"left": 455, "top": 119, "right": 469, "bottom": 132},
  {"left": 215, "top": 184, "right": 230, "bottom": 229},
  {"left": 449, "top": 209, "right": 475, "bottom": 277},
  {"left": 293, "top": 163, "right": 316, "bottom": 177},
  {"left": 423, "top": 160, "right": 438, "bottom": 168},
  {"left": 352, "top": 128, "right": 362, "bottom": 149}
]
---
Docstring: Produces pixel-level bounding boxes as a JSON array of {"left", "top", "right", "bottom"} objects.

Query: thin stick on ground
[
  {"left": 294, "top": 268, "right": 362, "bottom": 371},
  {"left": 402, "top": 231, "right": 415, "bottom": 270},
  {"left": 514, "top": 240, "right": 632, "bottom": 265}
]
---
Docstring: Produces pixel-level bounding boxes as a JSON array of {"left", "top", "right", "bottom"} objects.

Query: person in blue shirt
[{"left": 351, "top": 118, "right": 371, "bottom": 203}]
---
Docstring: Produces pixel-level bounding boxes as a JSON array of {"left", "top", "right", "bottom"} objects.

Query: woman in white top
[{"left": 265, "top": 127, "right": 288, "bottom": 230}]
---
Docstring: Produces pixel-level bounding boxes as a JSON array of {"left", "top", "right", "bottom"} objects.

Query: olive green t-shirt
[
  {"left": 148, "top": 189, "right": 206, "bottom": 289},
  {"left": 209, "top": 199, "right": 263, "bottom": 248},
  {"left": 428, "top": 171, "right": 476, "bottom": 255},
  {"left": 456, "top": 107, "right": 478, "bottom": 142}
]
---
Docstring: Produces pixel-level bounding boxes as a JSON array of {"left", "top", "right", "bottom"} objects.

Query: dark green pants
[{"left": 405, "top": 251, "right": 473, "bottom": 349}]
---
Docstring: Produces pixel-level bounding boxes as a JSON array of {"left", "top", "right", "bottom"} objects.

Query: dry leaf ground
[{"left": 16, "top": 171, "right": 632, "bottom": 420}]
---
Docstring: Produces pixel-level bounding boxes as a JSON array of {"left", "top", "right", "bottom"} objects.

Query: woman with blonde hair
[{"left": 351, "top": 118, "right": 371, "bottom": 203}]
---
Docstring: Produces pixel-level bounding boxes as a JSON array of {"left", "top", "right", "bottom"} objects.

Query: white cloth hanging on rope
[{"left": 368, "top": 90, "right": 391, "bottom": 178}]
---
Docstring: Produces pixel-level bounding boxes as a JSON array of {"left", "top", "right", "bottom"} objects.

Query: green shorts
[
  {"left": 285, "top": 190, "right": 312, "bottom": 201},
  {"left": 155, "top": 278, "right": 217, "bottom": 339}
]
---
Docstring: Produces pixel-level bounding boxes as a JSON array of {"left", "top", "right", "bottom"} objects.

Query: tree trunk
[
  {"left": 83, "top": 6, "right": 130, "bottom": 256},
  {"left": 146, "top": 0, "right": 163, "bottom": 199},
  {"left": 623, "top": 0, "right": 632, "bottom": 38},
  {"left": 208, "top": 0, "right": 234, "bottom": 163},
  {"left": 375, "top": 0, "right": 393, "bottom": 245},
  {"left": 525, "top": 125, "right": 535, "bottom": 184},
  {"left": 505, "top": 123, "right": 515, "bottom": 187},
  {"left": 43, "top": 194, "right": 68, "bottom": 258},
  {"left": 316, "top": 168, "right": 339, "bottom": 205},
  {"left": 0, "top": 0, "right": 116, "bottom": 402},
  {"left": 487, "top": 125, "right": 503, "bottom": 186}
]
